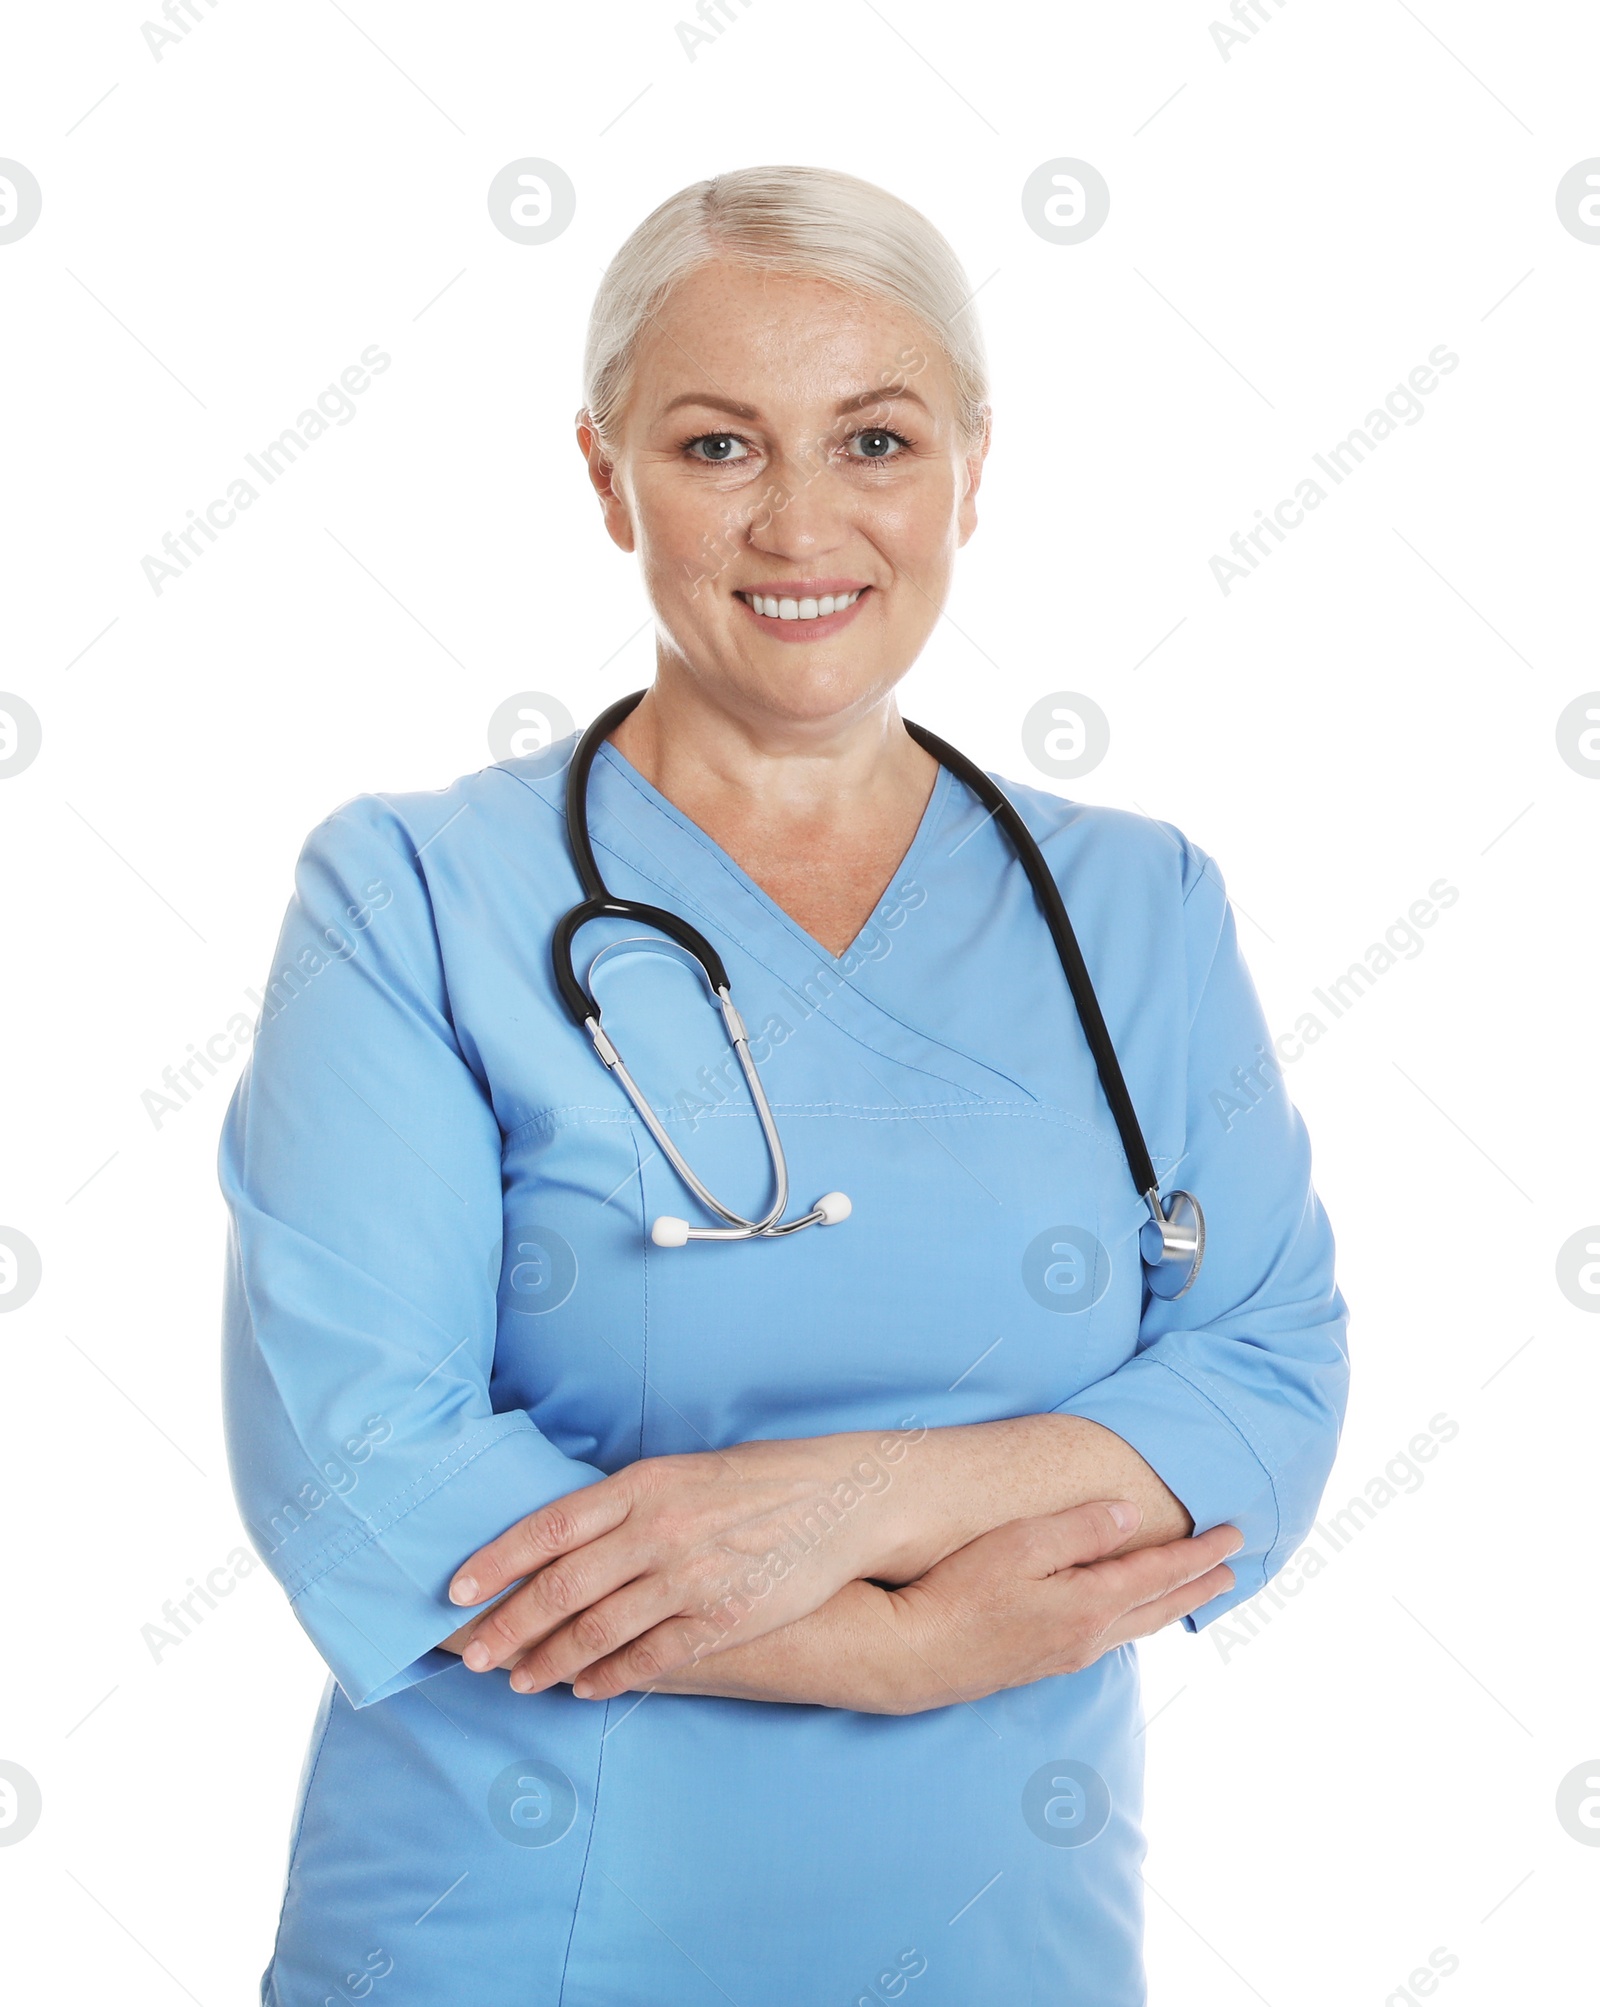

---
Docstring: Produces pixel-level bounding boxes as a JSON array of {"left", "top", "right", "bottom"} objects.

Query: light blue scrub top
[{"left": 220, "top": 735, "right": 1349, "bottom": 2007}]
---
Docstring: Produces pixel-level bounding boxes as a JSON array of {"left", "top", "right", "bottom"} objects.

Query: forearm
[
  {"left": 439, "top": 1413, "right": 1188, "bottom": 1659},
  {"left": 443, "top": 1581, "right": 914, "bottom": 1711},
  {"left": 644, "top": 1579, "right": 917, "bottom": 1711},
  {"left": 650, "top": 1485, "right": 1228, "bottom": 1716},
  {"left": 435, "top": 1412, "right": 1195, "bottom": 1705},
  {"left": 869, "top": 1412, "right": 1193, "bottom": 1580}
]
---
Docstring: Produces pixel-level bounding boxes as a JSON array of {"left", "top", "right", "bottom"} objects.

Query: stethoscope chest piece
[{"left": 1140, "top": 1188, "right": 1205, "bottom": 1299}]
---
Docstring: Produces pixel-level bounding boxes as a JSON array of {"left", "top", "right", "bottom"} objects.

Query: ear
[
  {"left": 575, "top": 410, "right": 636, "bottom": 555},
  {"left": 956, "top": 408, "right": 992, "bottom": 549}
]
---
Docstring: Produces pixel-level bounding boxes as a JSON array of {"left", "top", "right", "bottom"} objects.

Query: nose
[{"left": 745, "top": 448, "right": 854, "bottom": 562}]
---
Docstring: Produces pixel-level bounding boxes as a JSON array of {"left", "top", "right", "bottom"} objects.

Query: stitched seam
[
  {"left": 1143, "top": 1354, "right": 1284, "bottom": 1568},
  {"left": 502, "top": 1105, "right": 638, "bottom": 1146},
  {"left": 1146, "top": 1351, "right": 1280, "bottom": 1476},
  {"left": 504, "top": 1100, "right": 1133, "bottom": 1135},
  {"left": 1181, "top": 843, "right": 1227, "bottom": 908},
  {"left": 543, "top": 754, "right": 1039, "bottom": 1098},
  {"left": 635, "top": 1121, "right": 650, "bottom": 1461},
  {"left": 556, "top": 1702, "right": 612, "bottom": 2007},
  {"left": 599, "top": 749, "right": 957, "bottom": 969},
  {"left": 282, "top": 1422, "right": 532, "bottom": 1600}
]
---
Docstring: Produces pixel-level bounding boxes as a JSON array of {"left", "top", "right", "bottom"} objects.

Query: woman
[{"left": 221, "top": 165, "right": 1349, "bottom": 2006}]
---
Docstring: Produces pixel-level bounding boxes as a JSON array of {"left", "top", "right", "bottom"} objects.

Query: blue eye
[
  {"left": 847, "top": 428, "right": 911, "bottom": 461},
  {"left": 685, "top": 434, "right": 750, "bottom": 463},
  {"left": 681, "top": 426, "right": 911, "bottom": 465}
]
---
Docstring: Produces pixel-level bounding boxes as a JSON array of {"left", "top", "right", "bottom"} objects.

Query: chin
[{"left": 726, "top": 655, "right": 905, "bottom": 727}]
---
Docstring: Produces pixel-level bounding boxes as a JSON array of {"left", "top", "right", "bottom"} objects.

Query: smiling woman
[{"left": 220, "top": 164, "right": 1349, "bottom": 2007}]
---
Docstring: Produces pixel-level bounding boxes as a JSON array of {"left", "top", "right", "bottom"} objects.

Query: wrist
[
  {"left": 851, "top": 1581, "right": 944, "bottom": 1716},
  {"left": 834, "top": 1421, "right": 979, "bottom": 1583}
]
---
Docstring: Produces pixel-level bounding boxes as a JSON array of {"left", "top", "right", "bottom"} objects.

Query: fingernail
[
  {"left": 463, "top": 1642, "right": 491, "bottom": 1672},
  {"left": 449, "top": 1575, "right": 478, "bottom": 1605},
  {"left": 572, "top": 1679, "right": 594, "bottom": 1699},
  {"left": 509, "top": 1669, "right": 533, "bottom": 1693},
  {"left": 1109, "top": 1501, "right": 1141, "bottom": 1531}
]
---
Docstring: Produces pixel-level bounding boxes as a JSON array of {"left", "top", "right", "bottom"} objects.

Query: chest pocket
[{"left": 620, "top": 1093, "right": 1143, "bottom": 1454}]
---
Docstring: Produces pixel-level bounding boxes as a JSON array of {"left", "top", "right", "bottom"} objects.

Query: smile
[
  {"left": 735, "top": 588, "right": 864, "bottom": 620},
  {"left": 733, "top": 585, "right": 872, "bottom": 642}
]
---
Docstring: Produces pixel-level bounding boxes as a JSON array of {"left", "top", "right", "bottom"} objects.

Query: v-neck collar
[
  {"left": 591, "top": 737, "right": 957, "bottom": 972},
  {"left": 490, "top": 730, "right": 1047, "bottom": 1104}
]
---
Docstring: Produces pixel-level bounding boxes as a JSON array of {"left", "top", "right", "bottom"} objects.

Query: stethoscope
[{"left": 552, "top": 690, "right": 1205, "bottom": 1299}]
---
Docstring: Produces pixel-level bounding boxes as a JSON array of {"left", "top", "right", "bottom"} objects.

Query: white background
[{"left": 2, "top": 2, "right": 1598, "bottom": 2002}]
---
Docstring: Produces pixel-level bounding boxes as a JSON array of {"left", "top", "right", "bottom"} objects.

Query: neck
[
  {"left": 603, "top": 662, "right": 941, "bottom": 958},
  {"left": 607, "top": 663, "right": 935, "bottom": 833}
]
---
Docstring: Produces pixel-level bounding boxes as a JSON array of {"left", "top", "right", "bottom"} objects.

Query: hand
[
  {"left": 445, "top": 1427, "right": 930, "bottom": 1698},
  {"left": 873, "top": 1501, "right": 1242, "bottom": 1712}
]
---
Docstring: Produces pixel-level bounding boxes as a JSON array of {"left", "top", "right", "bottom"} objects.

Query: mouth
[{"left": 734, "top": 583, "right": 872, "bottom": 642}]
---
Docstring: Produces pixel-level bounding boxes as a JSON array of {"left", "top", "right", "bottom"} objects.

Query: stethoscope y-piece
[
  {"left": 551, "top": 690, "right": 1203, "bottom": 1296},
  {"left": 578, "top": 935, "right": 850, "bottom": 1247}
]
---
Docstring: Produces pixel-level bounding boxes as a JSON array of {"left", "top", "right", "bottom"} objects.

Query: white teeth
[{"left": 741, "top": 589, "right": 860, "bottom": 621}]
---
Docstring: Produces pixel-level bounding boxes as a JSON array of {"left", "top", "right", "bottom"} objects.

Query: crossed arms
[{"left": 434, "top": 1412, "right": 1241, "bottom": 1714}]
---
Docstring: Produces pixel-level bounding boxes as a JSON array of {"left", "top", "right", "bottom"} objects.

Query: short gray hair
[{"left": 581, "top": 164, "right": 990, "bottom": 453}]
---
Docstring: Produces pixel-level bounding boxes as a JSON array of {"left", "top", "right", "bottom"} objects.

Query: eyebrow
[{"left": 658, "top": 384, "right": 931, "bottom": 422}]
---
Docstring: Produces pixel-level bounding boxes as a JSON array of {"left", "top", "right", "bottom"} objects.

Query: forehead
[{"left": 631, "top": 261, "right": 952, "bottom": 417}]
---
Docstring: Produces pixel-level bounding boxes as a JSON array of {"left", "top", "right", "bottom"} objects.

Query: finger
[
  {"left": 564, "top": 1612, "right": 736, "bottom": 1702},
  {"left": 501, "top": 1575, "right": 685, "bottom": 1693},
  {"left": 458, "top": 1532, "right": 647, "bottom": 1670},
  {"left": 987, "top": 1499, "right": 1148, "bottom": 1580},
  {"left": 1097, "top": 1563, "right": 1237, "bottom": 1650},
  {"left": 1075, "top": 1524, "right": 1243, "bottom": 1618},
  {"left": 449, "top": 1481, "right": 633, "bottom": 1608}
]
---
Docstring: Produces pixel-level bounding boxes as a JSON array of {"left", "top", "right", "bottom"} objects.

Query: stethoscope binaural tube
[
  {"left": 902, "top": 719, "right": 1206, "bottom": 1300},
  {"left": 552, "top": 690, "right": 1202, "bottom": 1295},
  {"left": 553, "top": 691, "right": 851, "bottom": 1247}
]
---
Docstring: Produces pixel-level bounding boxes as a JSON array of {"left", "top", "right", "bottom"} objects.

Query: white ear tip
[
  {"left": 651, "top": 1216, "right": 691, "bottom": 1248},
  {"left": 815, "top": 1192, "right": 852, "bottom": 1225}
]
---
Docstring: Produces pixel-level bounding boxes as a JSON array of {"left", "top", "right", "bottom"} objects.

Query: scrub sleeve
[
  {"left": 219, "top": 797, "right": 606, "bottom": 1708},
  {"left": 1056, "top": 838, "right": 1350, "bottom": 1624}
]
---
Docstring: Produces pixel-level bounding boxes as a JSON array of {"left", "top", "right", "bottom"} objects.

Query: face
[{"left": 578, "top": 261, "right": 989, "bottom": 732}]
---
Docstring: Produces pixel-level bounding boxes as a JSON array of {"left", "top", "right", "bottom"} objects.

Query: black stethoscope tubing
[{"left": 551, "top": 689, "right": 1201, "bottom": 1289}]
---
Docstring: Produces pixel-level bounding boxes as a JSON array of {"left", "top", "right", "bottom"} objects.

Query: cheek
[
  {"left": 634, "top": 475, "right": 754, "bottom": 593},
  {"left": 867, "top": 468, "right": 961, "bottom": 565},
  {"left": 869, "top": 495, "right": 958, "bottom": 615}
]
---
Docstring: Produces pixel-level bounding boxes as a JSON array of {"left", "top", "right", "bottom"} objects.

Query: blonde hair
[{"left": 581, "top": 164, "right": 990, "bottom": 453}]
